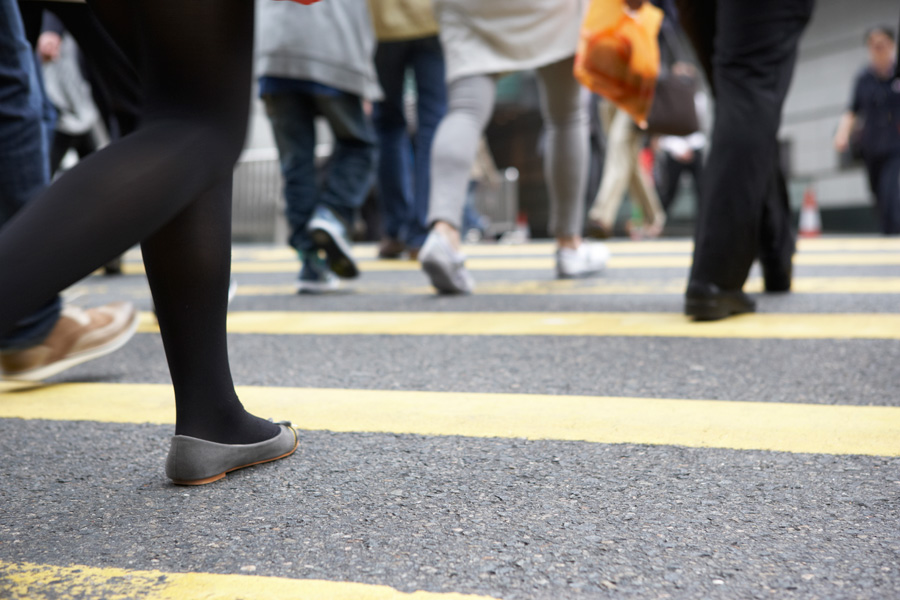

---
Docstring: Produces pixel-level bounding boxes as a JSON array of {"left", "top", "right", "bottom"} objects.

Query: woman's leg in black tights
[
  {"left": 142, "top": 174, "right": 276, "bottom": 443},
  {"left": 0, "top": 0, "right": 278, "bottom": 444}
]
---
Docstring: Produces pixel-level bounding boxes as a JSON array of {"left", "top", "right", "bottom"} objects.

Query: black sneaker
[
  {"left": 296, "top": 252, "right": 340, "bottom": 294},
  {"left": 308, "top": 205, "right": 359, "bottom": 279}
]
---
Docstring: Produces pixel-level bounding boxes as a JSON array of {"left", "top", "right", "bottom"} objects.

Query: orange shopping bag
[{"left": 574, "top": 0, "right": 664, "bottom": 127}]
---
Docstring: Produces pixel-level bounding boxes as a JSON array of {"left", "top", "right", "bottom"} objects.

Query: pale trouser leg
[
  {"left": 589, "top": 106, "right": 637, "bottom": 227},
  {"left": 535, "top": 56, "right": 590, "bottom": 238},
  {"left": 627, "top": 139, "right": 667, "bottom": 228},
  {"left": 427, "top": 75, "right": 496, "bottom": 230}
]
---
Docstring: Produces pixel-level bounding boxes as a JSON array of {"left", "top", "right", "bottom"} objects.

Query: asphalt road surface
[{"left": 1, "top": 236, "right": 898, "bottom": 600}]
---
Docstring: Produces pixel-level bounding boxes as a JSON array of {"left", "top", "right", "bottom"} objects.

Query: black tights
[{"left": 0, "top": 0, "right": 279, "bottom": 445}]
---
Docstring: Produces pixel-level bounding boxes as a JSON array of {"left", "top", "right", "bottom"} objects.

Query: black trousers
[
  {"left": 658, "top": 150, "right": 703, "bottom": 213},
  {"left": 864, "top": 152, "right": 900, "bottom": 235},
  {"left": 677, "top": 0, "right": 814, "bottom": 290},
  {"left": 50, "top": 131, "right": 98, "bottom": 176}
]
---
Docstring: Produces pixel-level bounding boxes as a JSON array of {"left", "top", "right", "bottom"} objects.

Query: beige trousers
[{"left": 588, "top": 103, "right": 665, "bottom": 229}]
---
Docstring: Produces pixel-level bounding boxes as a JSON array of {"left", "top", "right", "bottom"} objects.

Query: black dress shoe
[{"left": 685, "top": 281, "right": 756, "bottom": 321}]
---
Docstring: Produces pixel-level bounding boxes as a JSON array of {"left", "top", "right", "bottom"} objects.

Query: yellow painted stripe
[
  {"left": 118, "top": 237, "right": 900, "bottom": 263},
  {"left": 789, "top": 276, "right": 900, "bottom": 293},
  {"left": 220, "top": 237, "right": 900, "bottom": 261},
  {"left": 227, "top": 276, "right": 900, "bottom": 297},
  {"left": 70, "top": 276, "right": 900, "bottom": 299},
  {"left": 119, "top": 256, "right": 679, "bottom": 275},
  {"left": 233, "top": 241, "right": 690, "bottom": 259},
  {"left": 133, "top": 311, "right": 900, "bottom": 340},
  {"left": 0, "top": 560, "right": 495, "bottom": 600},
  {"left": 116, "top": 252, "right": 900, "bottom": 276},
  {"left": 0, "top": 383, "right": 898, "bottom": 457}
]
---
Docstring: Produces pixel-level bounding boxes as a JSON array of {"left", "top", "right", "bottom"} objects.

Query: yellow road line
[
  {"left": 115, "top": 252, "right": 900, "bottom": 276},
  {"left": 70, "top": 276, "right": 900, "bottom": 299},
  {"left": 244, "top": 252, "right": 900, "bottom": 270},
  {"left": 220, "top": 238, "right": 900, "bottom": 261},
  {"left": 0, "top": 383, "right": 897, "bottom": 457},
  {"left": 0, "top": 560, "right": 495, "bottom": 600},
  {"left": 789, "top": 276, "right": 900, "bottom": 293},
  {"left": 134, "top": 311, "right": 900, "bottom": 340},
  {"left": 117, "top": 238, "right": 900, "bottom": 264},
  {"left": 228, "top": 276, "right": 900, "bottom": 297}
]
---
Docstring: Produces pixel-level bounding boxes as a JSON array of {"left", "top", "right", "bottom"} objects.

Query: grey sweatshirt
[{"left": 255, "top": 0, "right": 382, "bottom": 101}]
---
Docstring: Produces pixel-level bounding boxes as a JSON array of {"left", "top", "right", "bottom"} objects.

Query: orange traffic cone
[{"left": 798, "top": 187, "right": 821, "bottom": 238}]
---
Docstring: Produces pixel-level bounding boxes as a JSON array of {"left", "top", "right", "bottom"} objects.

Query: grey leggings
[{"left": 428, "top": 56, "right": 589, "bottom": 238}]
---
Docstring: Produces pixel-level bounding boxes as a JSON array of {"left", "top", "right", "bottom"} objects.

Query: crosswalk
[{"left": 2, "top": 235, "right": 898, "bottom": 599}]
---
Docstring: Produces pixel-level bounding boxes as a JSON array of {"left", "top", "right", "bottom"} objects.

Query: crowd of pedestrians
[{"left": 0, "top": 0, "right": 897, "bottom": 484}]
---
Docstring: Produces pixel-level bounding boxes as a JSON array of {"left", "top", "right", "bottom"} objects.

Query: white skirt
[{"left": 434, "top": 0, "right": 586, "bottom": 83}]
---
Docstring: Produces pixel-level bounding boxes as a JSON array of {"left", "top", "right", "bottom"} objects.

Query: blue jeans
[
  {"left": 263, "top": 90, "right": 378, "bottom": 254},
  {"left": 373, "top": 35, "right": 447, "bottom": 249},
  {"left": 0, "top": 0, "right": 60, "bottom": 350}
]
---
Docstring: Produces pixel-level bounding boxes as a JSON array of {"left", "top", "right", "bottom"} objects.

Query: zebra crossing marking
[
  {"left": 0, "top": 560, "right": 497, "bottom": 600},
  {"left": 2, "top": 383, "right": 897, "bottom": 457},
  {"left": 128, "top": 311, "right": 900, "bottom": 340}
]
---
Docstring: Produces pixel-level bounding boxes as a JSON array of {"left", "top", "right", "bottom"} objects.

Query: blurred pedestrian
[
  {"left": 22, "top": 2, "right": 144, "bottom": 276},
  {"left": 587, "top": 101, "right": 666, "bottom": 239},
  {"left": 40, "top": 26, "right": 103, "bottom": 175},
  {"left": 369, "top": 0, "right": 447, "bottom": 260},
  {"left": 419, "top": 0, "right": 610, "bottom": 294},
  {"left": 1, "top": 0, "right": 310, "bottom": 484},
  {"left": 656, "top": 63, "right": 707, "bottom": 215},
  {"left": 257, "top": 0, "right": 381, "bottom": 293},
  {"left": 19, "top": 0, "right": 142, "bottom": 141},
  {"left": 0, "top": 0, "right": 138, "bottom": 382},
  {"left": 834, "top": 25, "right": 900, "bottom": 235},
  {"left": 677, "top": 0, "right": 814, "bottom": 321}
]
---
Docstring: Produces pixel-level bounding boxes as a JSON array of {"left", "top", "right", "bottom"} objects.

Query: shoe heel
[{"left": 171, "top": 472, "right": 227, "bottom": 486}]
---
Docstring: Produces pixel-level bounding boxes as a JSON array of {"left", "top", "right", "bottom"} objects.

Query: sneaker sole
[
  {"left": 2, "top": 310, "right": 140, "bottom": 382},
  {"left": 421, "top": 257, "right": 472, "bottom": 295},
  {"left": 310, "top": 227, "right": 359, "bottom": 279},
  {"left": 556, "top": 266, "right": 606, "bottom": 280},
  {"left": 296, "top": 281, "right": 342, "bottom": 295}
]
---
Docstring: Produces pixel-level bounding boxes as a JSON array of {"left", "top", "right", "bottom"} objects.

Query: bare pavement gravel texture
[{"left": 1, "top": 237, "right": 898, "bottom": 600}]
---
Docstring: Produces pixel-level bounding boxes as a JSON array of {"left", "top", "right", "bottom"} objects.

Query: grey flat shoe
[{"left": 165, "top": 423, "right": 298, "bottom": 485}]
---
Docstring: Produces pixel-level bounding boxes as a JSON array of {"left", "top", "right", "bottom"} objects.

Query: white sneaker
[
  {"left": 419, "top": 229, "right": 474, "bottom": 294},
  {"left": 556, "top": 242, "right": 611, "bottom": 279}
]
